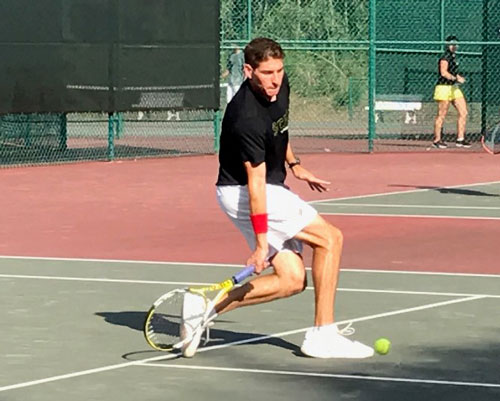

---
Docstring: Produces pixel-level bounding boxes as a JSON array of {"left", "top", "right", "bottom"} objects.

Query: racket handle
[{"left": 232, "top": 265, "right": 255, "bottom": 284}]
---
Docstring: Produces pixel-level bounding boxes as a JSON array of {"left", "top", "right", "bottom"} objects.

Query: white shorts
[{"left": 216, "top": 184, "right": 318, "bottom": 258}]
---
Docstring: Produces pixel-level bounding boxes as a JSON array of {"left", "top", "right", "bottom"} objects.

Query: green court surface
[
  {"left": 0, "top": 257, "right": 499, "bottom": 401},
  {"left": 312, "top": 182, "right": 500, "bottom": 219}
]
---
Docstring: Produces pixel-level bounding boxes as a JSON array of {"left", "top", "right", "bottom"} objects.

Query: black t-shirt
[
  {"left": 216, "top": 75, "right": 290, "bottom": 186},
  {"left": 437, "top": 50, "right": 458, "bottom": 85}
]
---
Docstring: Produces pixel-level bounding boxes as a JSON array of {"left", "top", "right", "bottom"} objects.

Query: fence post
[
  {"left": 368, "top": 0, "right": 377, "bottom": 152},
  {"left": 247, "top": 0, "right": 252, "bottom": 40},
  {"left": 481, "top": 0, "right": 489, "bottom": 136},
  {"left": 440, "top": 0, "right": 445, "bottom": 52},
  {"left": 348, "top": 77, "right": 353, "bottom": 121},
  {"left": 115, "top": 112, "right": 124, "bottom": 139},
  {"left": 107, "top": 112, "right": 115, "bottom": 161},
  {"left": 59, "top": 113, "right": 67, "bottom": 150},
  {"left": 213, "top": 110, "right": 222, "bottom": 153}
]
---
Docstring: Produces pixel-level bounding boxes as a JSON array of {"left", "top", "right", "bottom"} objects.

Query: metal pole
[
  {"left": 107, "top": 112, "right": 115, "bottom": 161},
  {"left": 247, "top": 0, "right": 252, "bottom": 41},
  {"left": 481, "top": 0, "right": 489, "bottom": 136},
  {"left": 368, "top": 0, "right": 376, "bottom": 152},
  {"left": 348, "top": 77, "right": 353, "bottom": 121},
  {"left": 213, "top": 110, "right": 222, "bottom": 153},
  {"left": 115, "top": 112, "right": 123, "bottom": 139},
  {"left": 59, "top": 113, "right": 67, "bottom": 151},
  {"left": 440, "top": 0, "right": 445, "bottom": 52}
]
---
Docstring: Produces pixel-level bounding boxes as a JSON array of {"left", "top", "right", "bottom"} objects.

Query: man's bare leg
[
  {"left": 215, "top": 251, "right": 307, "bottom": 314},
  {"left": 294, "top": 214, "right": 342, "bottom": 326},
  {"left": 216, "top": 214, "right": 342, "bottom": 327}
]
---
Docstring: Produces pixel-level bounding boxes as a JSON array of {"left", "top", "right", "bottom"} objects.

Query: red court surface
[{"left": 0, "top": 152, "right": 499, "bottom": 274}]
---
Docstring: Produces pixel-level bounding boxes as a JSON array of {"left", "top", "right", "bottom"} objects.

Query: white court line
[
  {"left": 343, "top": 268, "right": 500, "bottom": 278},
  {"left": 198, "top": 295, "right": 485, "bottom": 353},
  {"left": 319, "top": 212, "right": 500, "bottom": 221},
  {"left": 308, "top": 180, "right": 500, "bottom": 204},
  {"left": 139, "top": 363, "right": 500, "bottom": 389},
  {"left": 0, "top": 353, "right": 178, "bottom": 393},
  {"left": 1, "top": 273, "right": 500, "bottom": 298},
  {"left": 0, "top": 255, "right": 228, "bottom": 266},
  {"left": 0, "top": 274, "right": 184, "bottom": 286},
  {"left": 335, "top": 287, "right": 500, "bottom": 299},
  {"left": 320, "top": 203, "right": 500, "bottom": 210},
  {"left": 0, "top": 295, "right": 485, "bottom": 393},
  {"left": 0, "top": 255, "right": 499, "bottom": 278}
]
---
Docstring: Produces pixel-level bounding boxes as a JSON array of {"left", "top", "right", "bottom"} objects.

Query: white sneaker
[
  {"left": 180, "top": 292, "right": 207, "bottom": 358},
  {"left": 300, "top": 323, "right": 374, "bottom": 359}
]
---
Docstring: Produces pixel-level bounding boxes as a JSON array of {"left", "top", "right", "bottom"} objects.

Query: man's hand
[
  {"left": 456, "top": 75, "right": 466, "bottom": 84},
  {"left": 290, "top": 165, "right": 330, "bottom": 192},
  {"left": 246, "top": 244, "right": 269, "bottom": 274}
]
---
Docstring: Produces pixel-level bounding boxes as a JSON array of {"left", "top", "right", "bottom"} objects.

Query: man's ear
[{"left": 244, "top": 63, "right": 253, "bottom": 79}]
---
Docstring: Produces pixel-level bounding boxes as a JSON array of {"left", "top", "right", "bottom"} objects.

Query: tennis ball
[{"left": 374, "top": 338, "right": 391, "bottom": 355}]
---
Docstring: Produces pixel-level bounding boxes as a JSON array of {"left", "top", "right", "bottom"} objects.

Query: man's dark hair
[
  {"left": 445, "top": 35, "right": 459, "bottom": 43},
  {"left": 244, "top": 37, "right": 285, "bottom": 68}
]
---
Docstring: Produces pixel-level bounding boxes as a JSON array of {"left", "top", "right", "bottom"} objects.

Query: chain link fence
[
  {"left": 2, "top": 0, "right": 499, "bottom": 167},
  {"left": 221, "top": 0, "right": 370, "bottom": 154},
  {"left": 373, "top": 0, "right": 500, "bottom": 152},
  {"left": 221, "top": 0, "right": 500, "bottom": 154},
  {"left": 0, "top": 111, "right": 218, "bottom": 166}
]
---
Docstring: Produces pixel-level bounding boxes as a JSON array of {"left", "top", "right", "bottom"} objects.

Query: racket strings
[{"left": 147, "top": 292, "right": 184, "bottom": 348}]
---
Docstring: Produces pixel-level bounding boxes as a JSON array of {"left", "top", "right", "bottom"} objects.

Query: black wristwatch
[{"left": 287, "top": 158, "right": 301, "bottom": 169}]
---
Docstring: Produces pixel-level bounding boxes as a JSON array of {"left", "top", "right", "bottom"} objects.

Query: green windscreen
[{"left": 0, "top": 0, "right": 220, "bottom": 114}]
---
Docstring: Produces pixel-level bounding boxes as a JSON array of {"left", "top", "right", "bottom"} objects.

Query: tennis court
[
  {"left": 0, "top": 153, "right": 499, "bottom": 400},
  {"left": 313, "top": 182, "right": 500, "bottom": 219},
  {"left": 0, "top": 257, "right": 499, "bottom": 400}
]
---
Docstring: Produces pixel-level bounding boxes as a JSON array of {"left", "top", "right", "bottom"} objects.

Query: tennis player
[
  {"left": 432, "top": 35, "right": 471, "bottom": 149},
  {"left": 181, "top": 37, "right": 374, "bottom": 359}
]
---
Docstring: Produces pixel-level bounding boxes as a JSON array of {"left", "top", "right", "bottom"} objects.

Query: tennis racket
[
  {"left": 481, "top": 120, "right": 500, "bottom": 155},
  {"left": 143, "top": 265, "right": 255, "bottom": 352}
]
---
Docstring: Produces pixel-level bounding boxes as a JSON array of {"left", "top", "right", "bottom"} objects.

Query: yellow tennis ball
[{"left": 374, "top": 338, "right": 391, "bottom": 355}]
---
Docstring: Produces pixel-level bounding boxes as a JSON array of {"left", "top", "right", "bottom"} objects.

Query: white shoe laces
[
  {"left": 337, "top": 321, "right": 355, "bottom": 336},
  {"left": 201, "top": 313, "right": 217, "bottom": 345}
]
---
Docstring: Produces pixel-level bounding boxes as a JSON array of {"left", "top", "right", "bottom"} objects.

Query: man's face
[
  {"left": 448, "top": 44, "right": 458, "bottom": 53},
  {"left": 244, "top": 57, "right": 284, "bottom": 101}
]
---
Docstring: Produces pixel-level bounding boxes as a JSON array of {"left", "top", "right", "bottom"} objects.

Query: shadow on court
[
  {"left": 389, "top": 184, "right": 500, "bottom": 197},
  {"left": 96, "top": 311, "right": 300, "bottom": 354}
]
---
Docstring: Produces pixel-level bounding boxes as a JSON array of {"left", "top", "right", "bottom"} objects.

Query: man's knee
[
  {"left": 325, "top": 225, "right": 343, "bottom": 251},
  {"left": 280, "top": 266, "right": 307, "bottom": 297}
]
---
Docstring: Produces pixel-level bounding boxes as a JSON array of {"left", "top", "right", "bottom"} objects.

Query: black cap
[{"left": 445, "top": 35, "right": 459, "bottom": 43}]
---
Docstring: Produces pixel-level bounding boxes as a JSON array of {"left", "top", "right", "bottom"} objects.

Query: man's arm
[
  {"left": 285, "top": 142, "right": 300, "bottom": 168},
  {"left": 285, "top": 143, "right": 330, "bottom": 192},
  {"left": 244, "top": 161, "right": 269, "bottom": 273}
]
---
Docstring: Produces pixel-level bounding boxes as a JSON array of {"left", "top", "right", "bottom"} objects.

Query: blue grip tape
[{"left": 232, "top": 265, "right": 255, "bottom": 284}]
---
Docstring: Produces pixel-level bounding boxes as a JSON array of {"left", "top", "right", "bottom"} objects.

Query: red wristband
[{"left": 250, "top": 213, "right": 268, "bottom": 234}]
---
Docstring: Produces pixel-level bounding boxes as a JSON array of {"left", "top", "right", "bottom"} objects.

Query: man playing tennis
[{"left": 181, "top": 37, "right": 374, "bottom": 359}]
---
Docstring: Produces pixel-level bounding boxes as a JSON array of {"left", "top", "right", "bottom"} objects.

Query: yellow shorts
[{"left": 433, "top": 85, "right": 464, "bottom": 101}]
